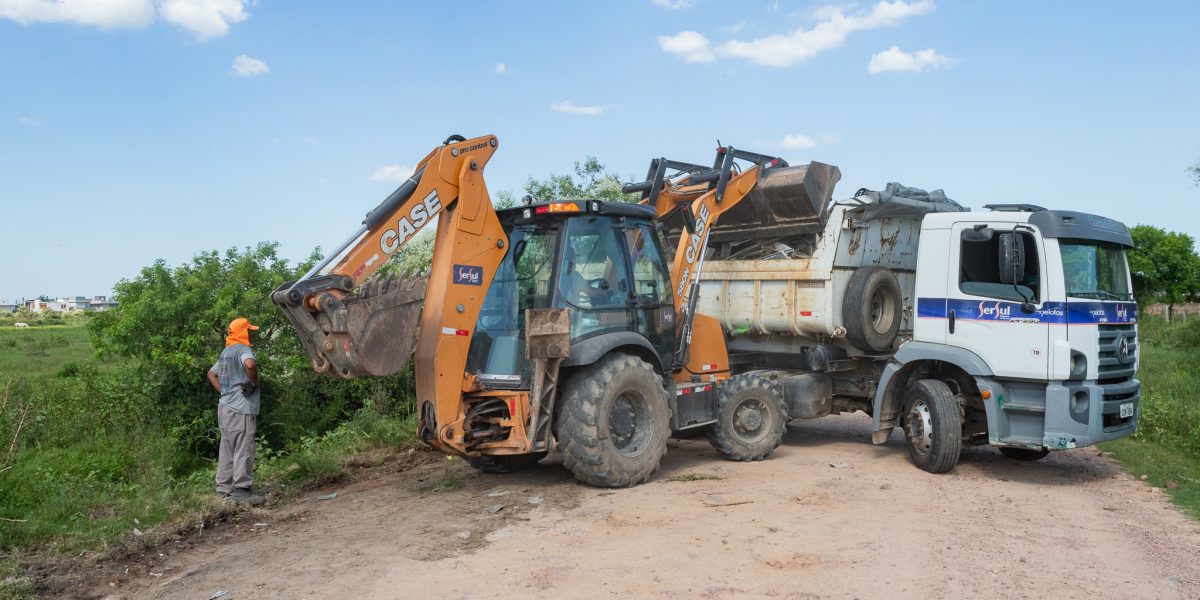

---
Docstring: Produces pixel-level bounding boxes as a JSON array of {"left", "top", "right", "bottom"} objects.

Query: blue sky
[{"left": 2, "top": 0, "right": 1198, "bottom": 300}]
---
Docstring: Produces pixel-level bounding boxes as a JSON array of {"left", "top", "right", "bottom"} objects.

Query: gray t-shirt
[{"left": 209, "top": 344, "right": 260, "bottom": 415}]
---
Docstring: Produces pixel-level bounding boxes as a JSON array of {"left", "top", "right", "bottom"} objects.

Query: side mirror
[{"left": 998, "top": 232, "right": 1026, "bottom": 285}]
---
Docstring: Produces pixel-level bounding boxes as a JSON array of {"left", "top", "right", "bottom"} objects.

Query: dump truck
[{"left": 689, "top": 184, "right": 1140, "bottom": 471}]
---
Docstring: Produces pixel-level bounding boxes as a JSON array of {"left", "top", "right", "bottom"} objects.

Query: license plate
[{"left": 1119, "top": 402, "right": 1134, "bottom": 418}]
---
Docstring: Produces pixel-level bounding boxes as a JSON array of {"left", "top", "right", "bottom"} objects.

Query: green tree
[
  {"left": 1128, "top": 225, "right": 1200, "bottom": 312},
  {"left": 88, "top": 242, "right": 410, "bottom": 468},
  {"left": 522, "top": 157, "right": 635, "bottom": 204}
]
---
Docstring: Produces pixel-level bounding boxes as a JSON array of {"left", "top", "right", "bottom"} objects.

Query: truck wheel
[
  {"left": 466, "top": 452, "right": 547, "bottom": 474},
  {"left": 999, "top": 447, "right": 1049, "bottom": 461},
  {"left": 843, "top": 266, "right": 903, "bottom": 353},
  {"left": 555, "top": 353, "right": 670, "bottom": 487},
  {"left": 707, "top": 372, "right": 787, "bottom": 462},
  {"left": 902, "top": 379, "right": 962, "bottom": 473}
]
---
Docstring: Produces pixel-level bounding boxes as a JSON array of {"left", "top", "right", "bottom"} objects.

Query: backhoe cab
[{"left": 274, "top": 134, "right": 837, "bottom": 486}]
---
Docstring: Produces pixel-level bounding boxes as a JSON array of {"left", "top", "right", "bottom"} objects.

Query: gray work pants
[{"left": 216, "top": 404, "right": 257, "bottom": 493}]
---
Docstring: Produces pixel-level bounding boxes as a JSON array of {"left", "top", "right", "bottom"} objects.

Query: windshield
[
  {"left": 1060, "top": 240, "right": 1132, "bottom": 301},
  {"left": 465, "top": 225, "right": 558, "bottom": 378}
]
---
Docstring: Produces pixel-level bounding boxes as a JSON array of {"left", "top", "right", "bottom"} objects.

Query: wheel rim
[
  {"left": 906, "top": 399, "right": 933, "bottom": 456},
  {"left": 869, "top": 287, "right": 896, "bottom": 334},
  {"left": 609, "top": 389, "right": 652, "bottom": 458},
  {"left": 732, "top": 397, "right": 770, "bottom": 443}
]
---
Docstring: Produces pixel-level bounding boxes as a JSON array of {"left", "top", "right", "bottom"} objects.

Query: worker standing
[{"left": 206, "top": 317, "right": 266, "bottom": 506}]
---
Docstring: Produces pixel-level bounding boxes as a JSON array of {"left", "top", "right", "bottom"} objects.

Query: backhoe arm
[
  {"left": 272, "top": 134, "right": 507, "bottom": 383},
  {"left": 624, "top": 146, "right": 787, "bottom": 372}
]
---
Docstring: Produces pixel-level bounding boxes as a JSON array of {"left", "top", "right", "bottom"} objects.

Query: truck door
[{"left": 946, "top": 223, "right": 1050, "bottom": 380}]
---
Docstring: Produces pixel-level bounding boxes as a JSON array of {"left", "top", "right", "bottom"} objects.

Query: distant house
[
  {"left": 24, "top": 299, "right": 49, "bottom": 313},
  {"left": 0, "top": 299, "right": 16, "bottom": 312},
  {"left": 20, "top": 296, "right": 117, "bottom": 313}
]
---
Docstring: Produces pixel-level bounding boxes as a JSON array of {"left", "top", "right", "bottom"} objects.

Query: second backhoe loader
[{"left": 273, "top": 134, "right": 839, "bottom": 486}]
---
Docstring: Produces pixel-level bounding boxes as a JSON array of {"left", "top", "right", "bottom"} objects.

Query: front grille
[{"left": 1097, "top": 323, "right": 1137, "bottom": 383}]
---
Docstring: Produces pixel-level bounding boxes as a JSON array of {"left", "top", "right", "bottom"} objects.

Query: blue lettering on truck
[{"left": 916, "top": 299, "right": 1136, "bottom": 325}]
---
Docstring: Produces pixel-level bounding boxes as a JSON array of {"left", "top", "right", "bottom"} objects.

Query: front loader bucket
[
  {"left": 273, "top": 275, "right": 428, "bottom": 379},
  {"left": 708, "top": 161, "right": 842, "bottom": 243}
]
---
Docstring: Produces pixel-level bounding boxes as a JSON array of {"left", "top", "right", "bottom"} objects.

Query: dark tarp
[{"left": 853, "top": 182, "right": 966, "bottom": 220}]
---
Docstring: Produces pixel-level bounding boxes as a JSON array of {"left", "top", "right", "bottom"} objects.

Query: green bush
[{"left": 1130, "top": 319, "right": 1200, "bottom": 457}]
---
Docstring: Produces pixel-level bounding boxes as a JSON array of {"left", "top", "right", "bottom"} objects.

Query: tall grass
[
  {"left": 0, "top": 326, "right": 418, "bottom": 556},
  {"left": 1129, "top": 317, "right": 1200, "bottom": 457}
]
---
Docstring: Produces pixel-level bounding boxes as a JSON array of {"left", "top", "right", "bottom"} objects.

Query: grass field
[
  {"left": 0, "top": 325, "right": 124, "bottom": 380},
  {"left": 0, "top": 325, "right": 416, "bottom": 592}
]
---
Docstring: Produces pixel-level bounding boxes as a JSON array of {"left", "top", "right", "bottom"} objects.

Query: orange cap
[
  {"left": 225, "top": 317, "right": 260, "bottom": 347},
  {"left": 228, "top": 317, "right": 260, "bottom": 333}
]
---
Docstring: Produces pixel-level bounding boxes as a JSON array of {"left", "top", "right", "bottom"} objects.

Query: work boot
[{"left": 230, "top": 487, "right": 266, "bottom": 506}]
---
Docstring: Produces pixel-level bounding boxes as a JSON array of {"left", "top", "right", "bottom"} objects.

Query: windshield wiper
[{"left": 1067, "top": 290, "right": 1102, "bottom": 299}]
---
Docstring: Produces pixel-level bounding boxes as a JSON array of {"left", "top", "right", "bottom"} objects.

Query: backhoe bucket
[
  {"left": 273, "top": 275, "right": 428, "bottom": 379},
  {"left": 708, "top": 161, "right": 841, "bottom": 243}
]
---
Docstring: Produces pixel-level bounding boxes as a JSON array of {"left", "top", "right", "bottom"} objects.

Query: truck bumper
[{"left": 975, "top": 376, "right": 1140, "bottom": 450}]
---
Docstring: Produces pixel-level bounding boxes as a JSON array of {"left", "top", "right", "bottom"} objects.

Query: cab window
[
  {"left": 626, "top": 223, "right": 672, "bottom": 305},
  {"left": 959, "top": 229, "right": 1040, "bottom": 302},
  {"left": 558, "top": 217, "right": 632, "bottom": 309}
]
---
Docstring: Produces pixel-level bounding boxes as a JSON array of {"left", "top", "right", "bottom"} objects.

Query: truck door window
[
  {"left": 959, "top": 230, "right": 1040, "bottom": 302},
  {"left": 626, "top": 223, "right": 672, "bottom": 305},
  {"left": 559, "top": 217, "right": 632, "bottom": 309}
]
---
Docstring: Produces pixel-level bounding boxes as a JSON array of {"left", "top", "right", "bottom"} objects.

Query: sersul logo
[
  {"left": 453, "top": 264, "right": 483, "bottom": 286},
  {"left": 978, "top": 301, "right": 1010, "bottom": 320}
]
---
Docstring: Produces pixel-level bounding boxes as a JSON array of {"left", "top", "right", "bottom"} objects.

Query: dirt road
[{"left": 97, "top": 414, "right": 1199, "bottom": 600}]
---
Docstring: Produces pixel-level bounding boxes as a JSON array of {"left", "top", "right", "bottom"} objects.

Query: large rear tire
[
  {"left": 707, "top": 372, "right": 788, "bottom": 462},
  {"left": 902, "top": 379, "right": 963, "bottom": 473},
  {"left": 843, "top": 266, "right": 903, "bottom": 353},
  {"left": 555, "top": 353, "right": 670, "bottom": 487},
  {"left": 466, "top": 452, "right": 547, "bottom": 474}
]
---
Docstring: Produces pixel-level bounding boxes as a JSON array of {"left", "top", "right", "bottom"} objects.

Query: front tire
[
  {"left": 902, "top": 379, "right": 963, "bottom": 473},
  {"left": 707, "top": 372, "right": 788, "bottom": 462},
  {"left": 555, "top": 353, "right": 670, "bottom": 487},
  {"left": 999, "top": 447, "right": 1049, "bottom": 461}
]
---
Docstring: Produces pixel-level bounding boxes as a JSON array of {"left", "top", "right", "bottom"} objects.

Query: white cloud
[
  {"left": 657, "top": 30, "right": 715, "bottom": 63},
  {"left": 0, "top": 0, "right": 155, "bottom": 29},
  {"left": 370, "top": 164, "right": 414, "bottom": 183},
  {"left": 780, "top": 134, "right": 817, "bottom": 150},
  {"left": 158, "top": 0, "right": 248, "bottom": 41},
  {"left": 652, "top": 0, "right": 693, "bottom": 8},
  {"left": 671, "top": 0, "right": 935, "bottom": 68},
  {"left": 550, "top": 100, "right": 603, "bottom": 116},
  {"left": 231, "top": 54, "right": 268, "bottom": 77},
  {"left": 494, "top": 62, "right": 507, "bottom": 74},
  {"left": 18, "top": 116, "right": 42, "bottom": 126},
  {"left": 721, "top": 20, "right": 748, "bottom": 35},
  {"left": 0, "top": 0, "right": 250, "bottom": 40},
  {"left": 868, "top": 45, "right": 958, "bottom": 74}
]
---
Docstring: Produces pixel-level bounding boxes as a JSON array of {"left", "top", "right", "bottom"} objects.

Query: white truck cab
[
  {"left": 888, "top": 206, "right": 1138, "bottom": 452},
  {"left": 698, "top": 187, "right": 1139, "bottom": 473}
]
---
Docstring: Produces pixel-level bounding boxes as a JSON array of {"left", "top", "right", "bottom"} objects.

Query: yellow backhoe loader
[{"left": 272, "top": 134, "right": 839, "bottom": 486}]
